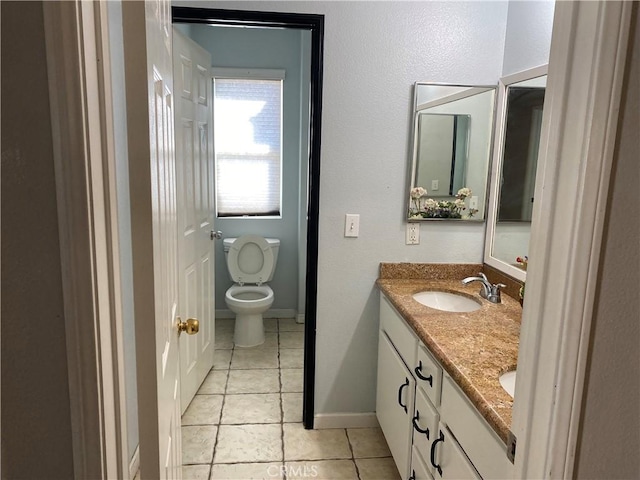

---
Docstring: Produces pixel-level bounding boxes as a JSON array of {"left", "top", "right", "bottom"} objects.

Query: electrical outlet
[
  {"left": 469, "top": 196, "right": 478, "bottom": 210},
  {"left": 431, "top": 180, "right": 439, "bottom": 191},
  {"left": 406, "top": 223, "right": 420, "bottom": 245},
  {"left": 344, "top": 214, "right": 360, "bottom": 237}
]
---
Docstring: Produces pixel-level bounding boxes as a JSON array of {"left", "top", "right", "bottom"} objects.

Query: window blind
[{"left": 214, "top": 77, "right": 283, "bottom": 217}]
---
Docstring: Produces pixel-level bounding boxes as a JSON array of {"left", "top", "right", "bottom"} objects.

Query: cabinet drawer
[
  {"left": 431, "top": 424, "right": 481, "bottom": 480},
  {"left": 411, "top": 446, "right": 434, "bottom": 480},
  {"left": 415, "top": 344, "right": 443, "bottom": 407},
  {"left": 440, "top": 376, "right": 514, "bottom": 480},
  {"left": 412, "top": 387, "right": 439, "bottom": 474},
  {"left": 380, "top": 294, "right": 417, "bottom": 368}
]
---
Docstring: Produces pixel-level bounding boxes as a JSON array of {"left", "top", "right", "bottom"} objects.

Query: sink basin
[
  {"left": 499, "top": 370, "right": 516, "bottom": 398},
  {"left": 412, "top": 291, "right": 481, "bottom": 313}
]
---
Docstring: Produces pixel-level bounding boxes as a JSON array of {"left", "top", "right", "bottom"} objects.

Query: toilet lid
[{"left": 227, "top": 235, "right": 274, "bottom": 285}]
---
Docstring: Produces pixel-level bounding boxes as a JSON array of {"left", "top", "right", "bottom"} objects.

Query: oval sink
[
  {"left": 499, "top": 370, "right": 516, "bottom": 398},
  {"left": 412, "top": 291, "right": 481, "bottom": 313}
]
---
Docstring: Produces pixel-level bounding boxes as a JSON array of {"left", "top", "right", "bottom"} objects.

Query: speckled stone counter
[{"left": 376, "top": 263, "right": 522, "bottom": 444}]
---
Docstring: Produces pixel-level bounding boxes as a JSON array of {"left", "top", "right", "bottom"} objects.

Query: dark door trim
[{"left": 172, "top": 6, "right": 324, "bottom": 430}]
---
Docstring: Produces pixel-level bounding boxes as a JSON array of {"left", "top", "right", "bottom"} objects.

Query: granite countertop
[{"left": 376, "top": 263, "right": 522, "bottom": 444}]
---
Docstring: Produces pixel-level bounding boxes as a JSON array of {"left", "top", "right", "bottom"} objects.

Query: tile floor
[{"left": 181, "top": 317, "right": 400, "bottom": 480}]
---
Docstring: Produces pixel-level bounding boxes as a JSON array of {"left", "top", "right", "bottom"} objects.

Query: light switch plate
[
  {"left": 431, "top": 180, "right": 439, "bottom": 191},
  {"left": 345, "top": 214, "right": 359, "bottom": 237},
  {"left": 469, "top": 196, "right": 478, "bottom": 210}
]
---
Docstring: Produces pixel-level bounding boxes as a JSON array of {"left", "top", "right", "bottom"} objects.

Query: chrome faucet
[{"left": 461, "top": 272, "right": 506, "bottom": 304}]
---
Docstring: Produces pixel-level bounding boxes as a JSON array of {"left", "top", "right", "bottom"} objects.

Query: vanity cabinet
[{"left": 377, "top": 293, "right": 513, "bottom": 480}]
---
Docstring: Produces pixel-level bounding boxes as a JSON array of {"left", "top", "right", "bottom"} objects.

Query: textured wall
[
  {"left": 502, "top": 0, "right": 555, "bottom": 76},
  {"left": 574, "top": 5, "right": 640, "bottom": 478},
  {"left": 1, "top": 2, "right": 75, "bottom": 477}
]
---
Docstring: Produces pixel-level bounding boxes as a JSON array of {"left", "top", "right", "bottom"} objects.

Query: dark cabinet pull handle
[
  {"left": 430, "top": 430, "right": 445, "bottom": 476},
  {"left": 415, "top": 361, "right": 433, "bottom": 387},
  {"left": 412, "top": 410, "right": 430, "bottom": 440},
  {"left": 408, "top": 471, "right": 416, "bottom": 480},
  {"left": 397, "top": 377, "right": 409, "bottom": 413}
]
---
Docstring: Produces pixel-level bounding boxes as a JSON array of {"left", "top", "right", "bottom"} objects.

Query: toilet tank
[{"left": 223, "top": 237, "right": 280, "bottom": 282}]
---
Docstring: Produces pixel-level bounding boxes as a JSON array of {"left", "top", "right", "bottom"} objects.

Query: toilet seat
[{"left": 227, "top": 235, "right": 274, "bottom": 285}]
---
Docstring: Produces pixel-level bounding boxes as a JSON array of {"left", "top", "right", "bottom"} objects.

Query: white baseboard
[
  {"left": 215, "top": 309, "right": 297, "bottom": 319},
  {"left": 129, "top": 446, "right": 139, "bottom": 480},
  {"left": 296, "top": 313, "right": 305, "bottom": 324},
  {"left": 313, "top": 413, "right": 380, "bottom": 429}
]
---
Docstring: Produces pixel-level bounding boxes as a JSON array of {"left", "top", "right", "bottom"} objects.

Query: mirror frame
[
  {"left": 484, "top": 65, "right": 548, "bottom": 282},
  {"left": 407, "top": 83, "right": 497, "bottom": 222}
]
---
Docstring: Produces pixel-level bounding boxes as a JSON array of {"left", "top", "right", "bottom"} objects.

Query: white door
[
  {"left": 173, "top": 28, "right": 216, "bottom": 412},
  {"left": 122, "top": 2, "right": 182, "bottom": 478}
]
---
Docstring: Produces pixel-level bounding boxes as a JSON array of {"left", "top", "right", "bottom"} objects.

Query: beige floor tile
[
  {"left": 231, "top": 348, "right": 279, "bottom": 369},
  {"left": 213, "top": 349, "right": 232, "bottom": 370},
  {"left": 198, "top": 370, "right": 227, "bottom": 395},
  {"left": 182, "top": 395, "right": 223, "bottom": 425},
  {"left": 221, "top": 393, "right": 281, "bottom": 424},
  {"left": 283, "top": 423, "right": 351, "bottom": 461},
  {"left": 215, "top": 329, "right": 234, "bottom": 350},
  {"left": 216, "top": 318, "right": 235, "bottom": 332},
  {"left": 281, "top": 368, "right": 303, "bottom": 393},
  {"left": 210, "top": 462, "right": 284, "bottom": 479},
  {"left": 285, "top": 460, "right": 358, "bottom": 480},
  {"left": 280, "top": 348, "right": 304, "bottom": 369},
  {"left": 279, "top": 318, "right": 304, "bottom": 332},
  {"left": 280, "top": 331, "right": 304, "bottom": 349},
  {"left": 182, "top": 464, "right": 211, "bottom": 480},
  {"left": 214, "top": 424, "right": 283, "bottom": 463},
  {"left": 235, "top": 332, "right": 278, "bottom": 350},
  {"left": 282, "top": 393, "right": 303, "bottom": 423},
  {"left": 226, "top": 368, "right": 280, "bottom": 394},
  {"left": 347, "top": 428, "right": 392, "bottom": 458},
  {"left": 264, "top": 318, "right": 278, "bottom": 332},
  {"left": 181, "top": 425, "right": 217, "bottom": 464},
  {"left": 356, "top": 457, "right": 401, "bottom": 480}
]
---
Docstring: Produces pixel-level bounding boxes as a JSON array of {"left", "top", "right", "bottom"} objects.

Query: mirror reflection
[
  {"left": 491, "top": 74, "right": 546, "bottom": 271},
  {"left": 408, "top": 84, "right": 496, "bottom": 221}
]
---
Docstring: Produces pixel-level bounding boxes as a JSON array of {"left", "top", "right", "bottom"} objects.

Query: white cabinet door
[
  {"left": 377, "top": 331, "right": 416, "bottom": 480},
  {"left": 430, "top": 425, "right": 481, "bottom": 480}
]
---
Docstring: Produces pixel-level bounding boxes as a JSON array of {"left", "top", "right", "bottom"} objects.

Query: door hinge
[{"left": 507, "top": 430, "right": 517, "bottom": 464}]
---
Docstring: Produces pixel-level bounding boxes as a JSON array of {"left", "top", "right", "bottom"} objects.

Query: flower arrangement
[
  {"left": 516, "top": 256, "right": 528, "bottom": 271},
  {"left": 409, "top": 186, "right": 478, "bottom": 219}
]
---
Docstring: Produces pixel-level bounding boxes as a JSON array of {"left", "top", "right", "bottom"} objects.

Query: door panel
[{"left": 173, "top": 27, "right": 215, "bottom": 412}]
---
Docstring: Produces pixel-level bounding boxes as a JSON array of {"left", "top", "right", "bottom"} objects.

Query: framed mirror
[
  {"left": 485, "top": 65, "right": 547, "bottom": 281},
  {"left": 407, "top": 84, "right": 497, "bottom": 221}
]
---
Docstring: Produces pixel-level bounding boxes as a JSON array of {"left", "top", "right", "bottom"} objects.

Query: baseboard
[
  {"left": 215, "top": 309, "right": 297, "bottom": 319},
  {"left": 296, "top": 313, "right": 305, "bottom": 324},
  {"left": 129, "top": 445, "right": 139, "bottom": 480},
  {"left": 313, "top": 413, "right": 380, "bottom": 429}
]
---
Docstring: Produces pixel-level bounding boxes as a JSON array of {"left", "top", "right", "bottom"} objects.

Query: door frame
[{"left": 171, "top": 6, "right": 325, "bottom": 429}]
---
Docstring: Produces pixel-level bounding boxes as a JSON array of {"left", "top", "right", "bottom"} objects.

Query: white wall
[
  {"left": 1, "top": 2, "right": 75, "bottom": 476},
  {"left": 502, "top": 0, "right": 555, "bottom": 76},
  {"left": 574, "top": 5, "right": 640, "bottom": 476},
  {"left": 175, "top": 0, "right": 509, "bottom": 416}
]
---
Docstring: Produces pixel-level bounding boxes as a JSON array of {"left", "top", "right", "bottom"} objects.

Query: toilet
[{"left": 223, "top": 235, "right": 280, "bottom": 347}]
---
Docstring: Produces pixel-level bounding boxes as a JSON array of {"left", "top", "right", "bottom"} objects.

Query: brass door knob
[{"left": 177, "top": 317, "right": 199, "bottom": 336}]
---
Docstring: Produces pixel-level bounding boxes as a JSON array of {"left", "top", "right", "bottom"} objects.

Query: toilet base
[{"left": 233, "top": 313, "right": 265, "bottom": 347}]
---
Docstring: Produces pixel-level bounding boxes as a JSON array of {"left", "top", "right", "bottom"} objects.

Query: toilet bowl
[{"left": 223, "top": 235, "right": 280, "bottom": 347}]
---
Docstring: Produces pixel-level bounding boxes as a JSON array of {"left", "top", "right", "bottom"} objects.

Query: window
[{"left": 213, "top": 70, "right": 284, "bottom": 217}]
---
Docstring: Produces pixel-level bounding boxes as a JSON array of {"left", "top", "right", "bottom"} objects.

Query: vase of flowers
[{"left": 409, "top": 186, "right": 478, "bottom": 219}]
